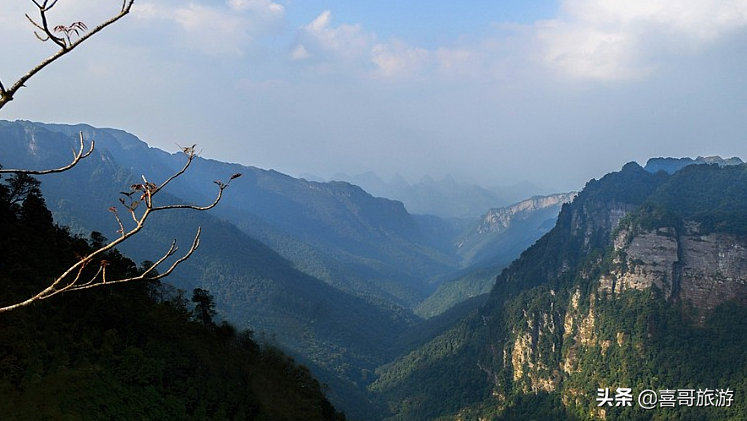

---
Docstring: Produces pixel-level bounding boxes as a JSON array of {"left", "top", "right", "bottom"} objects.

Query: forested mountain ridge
[
  {"left": 0, "top": 120, "right": 419, "bottom": 418},
  {"left": 414, "top": 193, "right": 576, "bottom": 319},
  {"left": 0, "top": 119, "right": 591, "bottom": 420},
  {"left": 0, "top": 119, "right": 573, "bottom": 315},
  {"left": 6, "top": 120, "right": 459, "bottom": 308},
  {"left": 643, "top": 155, "right": 743, "bottom": 175},
  {"left": 456, "top": 192, "right": 576, "bottom": 270},
  {"left": 0, "top": 171, "right": 346, "bottom": 421},
  {"left": 373, "top": 162, "right": 747, "bottom": 421}
]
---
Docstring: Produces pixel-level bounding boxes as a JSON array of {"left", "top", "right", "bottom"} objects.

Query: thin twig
[
  {"left": 0, "top": 145, "right": 239, "bottom": 313},
  {"left": 0, "top": 0, "right": 135, "bottom": 109},
  {"left": 0, "top": 132, "right": 93, "bottom": 175}
]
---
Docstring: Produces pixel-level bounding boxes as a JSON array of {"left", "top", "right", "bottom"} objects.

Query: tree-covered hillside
[
  {"left": 373, "top": 162, "right": 747, "bottom": 421},
  {"left": 10, "top": 120, "right": 459, "bottom": 309},
  {"left": 0, "top": 171, "right": 346, "bottom": 420},
  {"left": 0, "top": 121, "right": 423, "bottom": 417}
]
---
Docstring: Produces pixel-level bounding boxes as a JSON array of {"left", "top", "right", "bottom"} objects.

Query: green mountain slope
[
  {"left": 414, "top": 193, "right": 574, "bottom": 318},
  {"left": 23, "top": 121, "right": 460, "bottom": 307},
  {"left": 0, "top": 174, "right": 345, "bottom": 421},
  {"left": 373, "top": 162, "right": 747, "bottom": 421},
  {"left": 0, "top": 120, "right": 419, "bottom": 418},
  {"left": 414, "top": 265, "right": 500, "bottom": 319}
]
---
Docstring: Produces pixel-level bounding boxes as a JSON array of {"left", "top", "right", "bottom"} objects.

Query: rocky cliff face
[
  {"left": 502, "top": 216, "right": 747, "bottom": 412},
  {"left": 600, "top": 222, "right": 747, "bottom": 313},
  {"left": 472, "top": 193, "right": 577, "bottom": 237},
  {"left": 493, "top": 195, "right": 642, "bottom": 395},
  {"left": 375, "top": 163, "right": 747, "bottom": 421},
  {"left": 454, "top": 192, "right": 577, "bottom": 267}
]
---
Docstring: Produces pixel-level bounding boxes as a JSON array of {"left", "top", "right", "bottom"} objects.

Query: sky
[{"left": 1, "top": 0, "right": 747, "bottom": 193}]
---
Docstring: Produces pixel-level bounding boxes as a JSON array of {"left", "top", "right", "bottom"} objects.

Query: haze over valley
[
  {"left": 4, "top": 120, "right": 747, "bottom": 420},
  {"left": 3, "top": 1, "right": 747, "bottom": 420}
]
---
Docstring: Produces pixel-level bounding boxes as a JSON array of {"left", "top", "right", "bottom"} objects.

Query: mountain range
[
  {"left": 414, "top": 193, "right": 576, "bottom": 319},
  {"left": 328, "top": 171, "right": 544, "bottom": 218},
  {"left": 643, "top": 155, "right": 744, "bottom": 174},
  {"left": 0, "top": 120, "right": 569, "bottom": 418},
  {"left": 0, "top": 187, "right": 347, "bottom": 420},
  {"left": 4, "top": 119, "right": 747, "bottom": 420},
  {"left": 372, "top": 161, "right": 747, "bottom": 420}
]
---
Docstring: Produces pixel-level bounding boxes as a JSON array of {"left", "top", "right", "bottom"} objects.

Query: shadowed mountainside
[{"left": 373, "top": 162, "right": 747, "bottom": 421}]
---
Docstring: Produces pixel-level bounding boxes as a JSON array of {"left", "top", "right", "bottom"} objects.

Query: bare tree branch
[
  {"left": 0, "top": 147, "right": 241, "bottom": 313},
  {"left": 0, "top": 1, "right": 241, "bottom": 313},
  {"left": 0, "top": 132, "right": 94, "bottom": 175},
  {"left": 25, "top": 0, "right": 67, "bottom": 49},
  {"left": 43, "top": 229, "right": 201, "bottom": 299},
  {"left": 0, "top": 0, "right": 135, "bottom": 109}
]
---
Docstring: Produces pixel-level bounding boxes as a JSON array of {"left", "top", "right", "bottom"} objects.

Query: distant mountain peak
[
  {"left": 476, "top": 192, "right": 578, "bottom": 235},
  {"left": 644, "top": 155, "right": 744, "bottom": 174},
  {"left": 474, "top": 193, "right": 574, "bottom": 237}
]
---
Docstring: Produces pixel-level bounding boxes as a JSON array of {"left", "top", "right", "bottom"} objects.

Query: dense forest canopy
[
  {"left": 371, "top": 162, "right": 747, "bottom": 421},
  {"left": 0, "top": 172, "right": 346, "bottom": 421}
]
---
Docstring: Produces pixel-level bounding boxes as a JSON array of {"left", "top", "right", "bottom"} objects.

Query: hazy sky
[{"left": 1, "top": 0, "right": 747, "bottom": 192}]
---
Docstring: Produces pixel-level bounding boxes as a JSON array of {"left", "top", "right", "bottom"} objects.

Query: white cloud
[
  {"left": 294, "top": 11, "right": 460, "bottom": 78},
  {"left": 435, "top": 47, "right": 481, "bottom": 77},
  {"left": 228, "top": 0, "right": 284, "bottom": 14},
  {"left": 173, "top": 4, "right": 249, "bottom": 56},
  {"left": 536, "top": 21, "right": 647, "bottom": 80},
  {"left": 308, "top": 10, "right": 333, "bottom": 31},
  {"left": 371, "top": 40, "right": 430, "bottom": 77},
  {"left": 538, "top": 0, "right": 747, "bottom": 80},
  {"left": 562, "top": 0, "right": 747, "bottom": 38},
  {"left": 131, "top": 3, "right": 163, "bottom": 19},
  {"left": 294, "top": 10, "right": 372, "bottom": 61},
  {"left": 133, "top": 0, "right": 285, "bottom": 56},
  {"left": 290, "top": 44, "right": 310, "bottom": 61}
]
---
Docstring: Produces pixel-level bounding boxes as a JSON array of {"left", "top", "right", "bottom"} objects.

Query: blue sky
[
  {"left": 285, "top": 1, "right": 559, "bottom": 46},
  {"left": 1, "top": 0, "right": 747, "bottom": 193}
]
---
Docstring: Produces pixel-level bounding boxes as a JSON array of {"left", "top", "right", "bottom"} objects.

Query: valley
[
  {"left": 0, "top": 120, "right": 568, "bottom": 419},
  {"left": 1, "top": 1, "right": 745, "bottom": 420},
  {"left": 3, "top": 120, "right": 747, "bottom": 420}
]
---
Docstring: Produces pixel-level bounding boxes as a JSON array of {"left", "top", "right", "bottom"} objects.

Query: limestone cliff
[
  {"left": 375, "top": 162, "right": 747, "bottom": 421},
  {"left": 503, "top": 214, "right": 747, "bottom": 396},
  {"left": 454, "top": 192, "right": 577, "bottom": 267},
  {"left": 496, "top": 167, "right": 747, "bottom": 418},
  {"left": 472, "top": 193, "right": 578, "bottom": 237},
  {"left": 600, "top": 222, "right": 747, "bottom": 312}
]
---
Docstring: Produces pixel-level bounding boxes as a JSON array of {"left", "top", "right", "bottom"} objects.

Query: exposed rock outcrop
[
  {"left": 454, "top": 192, "right": 577, "bottom": 266},
  {"left": 505, "top": 213, "right": 747, "bottom": 406},
  {"left": 475, "top": 193, "right": 578, "bottom": 236},
  {"left": 599, "top": 223, "right": 747, "bottom": 312}
]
